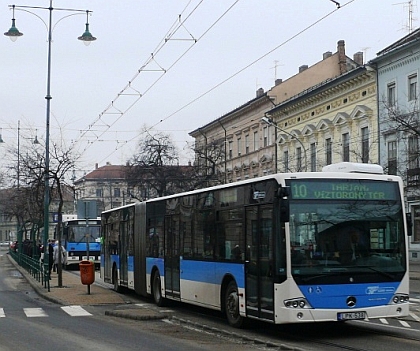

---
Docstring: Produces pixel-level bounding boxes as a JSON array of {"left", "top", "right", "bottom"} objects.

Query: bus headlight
[
  {"left": 284, "top": 298, "right": 312, "bottom": 309},
  {"left": 391, "top": 294, "right": 409, "bottom": 304}
]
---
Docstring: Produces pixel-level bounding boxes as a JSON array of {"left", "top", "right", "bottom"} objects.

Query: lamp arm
[{"left": 14, "top": 8, "right": 48, "bottom": 32}]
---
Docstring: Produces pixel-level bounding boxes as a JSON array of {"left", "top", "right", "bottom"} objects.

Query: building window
[
  {"left": 325, "top": 138, "right": 332, "bottom": 165},
  {"left": 342, "top": 132, "right": 350, "bottom": 162},
  {"left": 283, "top": 150, "right": 289, "bottom": 172},
  {"left": 387, "top": 82, "right": 396, "bottom": 107},
  {"left": 409, "top": 136, "right": 419, "bottom": 170},
  {"left": 228, "top": 141, "right": 233, "bottom": 160},
  {"left": 96, "top": 188, "right": 103, "bottom": 197},
  {"left": 263, "top": 126, "right": 269, "bottom": 147},
  {"left": 387, "top": 141, "right": 397, "bottom": 175},
  {"left": 296, "top": 147, "right": 302, "bottom": 171},
  {"left": 253, "top": 130, "right": 258, "bottom": 151},
  {"left": 310, "top": 142, "right": 316, "bottom": 172},
  {"left": 361, "top": 127, "right": 369, "bottom": 163},
  {"left": 409, "top": 74, "right": 417, "bottom": 101},
  {"left": 237, "top": 137, "right": 241, "bottom": 156},
  {"left": 245, "top": 134, "right": 250, "bottom": 154},
  {"left": 114, "top": 188, "right": 121, "bottom": 198}
]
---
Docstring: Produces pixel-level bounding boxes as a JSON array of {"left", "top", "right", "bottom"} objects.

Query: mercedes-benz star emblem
[{"left": 346, "top": 296, "right": 357, "bottom": 308}]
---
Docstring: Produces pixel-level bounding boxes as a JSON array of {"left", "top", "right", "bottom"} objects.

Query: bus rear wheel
[
  {"left": 152, "top": 270, "right": 165, "bottom": 307},
  {"left": 225, "top": 280, "right": 244, "bottom": 328}
]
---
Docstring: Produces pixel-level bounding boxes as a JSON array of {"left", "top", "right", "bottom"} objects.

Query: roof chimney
[
  {"left": 256, "top": 87, "right": 264, "bottom": 97},
  {"left": 275, "top": 78, "right": 283, "bottom": 86},
  {"left": 323, "top": 51, "right": 332, "bottom": 59},
  {"left": 299, "top": 65, "right": 308, "bottom": 73},
  {"left": 95, "top": 163, "right": 98, "bottom": 169},
  {"left": 337, "top": 40, "right": 347, "bottom": 74},
  {"left": 353, "top": 51, "right": 363, "bottom": 66}
]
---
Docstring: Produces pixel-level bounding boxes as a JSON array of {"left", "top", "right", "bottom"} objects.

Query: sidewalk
[{"left": 8, "top": 254, "right": 127, "bottom": 305}]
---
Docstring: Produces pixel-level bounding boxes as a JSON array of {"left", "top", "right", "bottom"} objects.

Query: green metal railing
[{"left": 9, "top": 249, "right": 50, "bottom": 292}]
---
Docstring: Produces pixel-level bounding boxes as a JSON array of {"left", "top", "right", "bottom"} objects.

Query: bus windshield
[
  {"left": 286, "top": 179, "right": 406, "bottom": 282},
  {"left": 66, "top": 225, "right": 101, "bottom": 243}
]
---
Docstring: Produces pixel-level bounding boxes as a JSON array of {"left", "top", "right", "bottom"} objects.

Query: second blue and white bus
[
  {"left": 100, "top": 162, "right": 410, "bottom": 327},
  {"left": 62, "top": 217, "right": 101, "bottom": 268}
]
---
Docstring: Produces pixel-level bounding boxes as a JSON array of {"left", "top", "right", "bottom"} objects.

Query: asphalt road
[
  {"left": 0, "top": 249, "right": 272, "bottom": 351},
  {"left": 2, "top": 246, "right": 420, "bottom": 351}
]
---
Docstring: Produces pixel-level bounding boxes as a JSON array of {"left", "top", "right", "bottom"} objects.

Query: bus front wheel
[
  {"left": 152, "top": 270, "right": 165, "bottom": 307},
  {"left": 225, "top": 280, "right": 244, "bottom": 328}
]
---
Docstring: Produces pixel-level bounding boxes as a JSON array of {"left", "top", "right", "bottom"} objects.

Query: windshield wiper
[{"left": 355, "top": 265, "right": 398, "bottom": 280}]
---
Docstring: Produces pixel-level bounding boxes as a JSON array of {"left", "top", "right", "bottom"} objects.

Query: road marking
[
  {"left": 61, "top": 305, "right": 92, "bottom": 317},
  {"left": 399, "top": 320, "right": 411, "bottom": 328},
  {"left": 379, "top": 318, "right": 389, "bottom": 325},
  {"left": 0, "top": 308, "right": 5, "bottom": 318},
  {"left": 135, "top": 303, "right": 155, "bottom": 308},
  {"left": 410, "top": 312, "right": 420, "bottom": 322},
  {"left": 24, "top": 308, "right": 48, "bottom": 317}
]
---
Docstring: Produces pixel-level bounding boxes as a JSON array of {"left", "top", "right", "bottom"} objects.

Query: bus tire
[
  {"left": 152, "top": 270, "right": 165, "bottom": 307},
  {"left": 225, "top": 280, "right": 244, "bottom": 328}
]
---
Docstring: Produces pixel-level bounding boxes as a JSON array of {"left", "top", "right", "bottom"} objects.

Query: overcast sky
[{"left": 0, "top": 0, "right": 416, "bottom": 176}]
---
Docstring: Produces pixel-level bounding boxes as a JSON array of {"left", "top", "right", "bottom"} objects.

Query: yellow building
[
  {"left": 189, "top": 40, "right": 370, "bottom": 183},
  {"left": 268, "top": 66, "right": 377, "bottom": 172}
]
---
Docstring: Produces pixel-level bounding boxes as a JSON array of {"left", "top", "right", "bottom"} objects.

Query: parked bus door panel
[
  {"left": 245, "top": 205, "right": 275, "bottom": 321},
  {"left": 164, "top": 215, "right": 181, "bottom": 299},
  {"left": 120, "top": 221, "right": 128, "bottom": 285}
]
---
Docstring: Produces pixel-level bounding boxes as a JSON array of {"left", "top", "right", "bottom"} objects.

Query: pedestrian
[
  {"left": 53, "top": 241, "right": 67, "bottom": 272},
  {"left": 48, "top": 240, "right": 54, "bottom": 273}
]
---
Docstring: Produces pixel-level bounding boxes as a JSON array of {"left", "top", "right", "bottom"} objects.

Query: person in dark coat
[{"left": 48, "top": 240, "right": 54, "bottom": 274}]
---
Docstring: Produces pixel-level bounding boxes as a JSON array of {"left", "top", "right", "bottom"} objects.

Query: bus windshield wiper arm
[{"left": 356, "top": 266, "right": 397, "bottom": 280}]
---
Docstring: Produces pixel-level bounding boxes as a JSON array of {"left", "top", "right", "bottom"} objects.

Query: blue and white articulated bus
[
  {"left": 62, "top": 218, "right": 101, "bottom": 268},
  {"left": 101, "top": 162, "right": 410, "bottom": 327}
]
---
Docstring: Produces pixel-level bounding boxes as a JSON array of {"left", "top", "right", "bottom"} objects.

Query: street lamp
[
  {"left": 4, "top": 1, "right": 96, "bottom": 287},
  {"left": 261, "top": 116, "right": 308, "bottom": 172}
]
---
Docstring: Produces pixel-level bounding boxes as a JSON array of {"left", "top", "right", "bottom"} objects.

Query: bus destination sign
[{"left": 289, "top": 180, "right": 398, "bottom": 201}]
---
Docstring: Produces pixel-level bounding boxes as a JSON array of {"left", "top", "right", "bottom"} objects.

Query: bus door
[
  {"left": 245, "top": 205, "right": 274, "bottom": 321},
  {"left": 103, "top": 222, "right": 112, "bottom": 280},
  {"left": 119, "top": 221, "right": 128, "bottom": 285},
  {"left": 164, "top": 215, "right": 180, "bottom": 299}
]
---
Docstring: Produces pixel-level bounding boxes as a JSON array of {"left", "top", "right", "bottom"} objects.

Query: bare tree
[
  {"left": 127, "top": 128, "right": 194, "bottom": 199},
  {"left": 2, "top": 131, "right": 80, "bottom": 287},
  {"left": 188, "top": 138, "right": 226, "bottom": 188},
  {"left": 380, "top": 96, "right": 420, "bottom": 194}
]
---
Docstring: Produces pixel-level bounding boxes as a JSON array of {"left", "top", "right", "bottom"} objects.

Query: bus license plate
[{"left": 337, "top": 312, "right": 366, "bottom": 321}]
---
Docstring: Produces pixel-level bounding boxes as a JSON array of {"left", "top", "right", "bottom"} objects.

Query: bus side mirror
[
  {"left": 406, "top": 213, "right": 413, "bottom": 236},
  {"left": 278, "top": 186, "right": 290, "bottom": 223}
]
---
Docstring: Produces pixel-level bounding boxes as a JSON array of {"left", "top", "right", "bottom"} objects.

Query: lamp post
[
  {"left": 4, "top": 1, "right": 96, "bottom": 287},
  {"left": 261, "top": 116, "right": 308, "bottom": 172}
]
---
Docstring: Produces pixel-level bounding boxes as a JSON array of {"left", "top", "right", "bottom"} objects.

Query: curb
[{"left": 105, "top": 308, "right": 170, "bottom": 321}]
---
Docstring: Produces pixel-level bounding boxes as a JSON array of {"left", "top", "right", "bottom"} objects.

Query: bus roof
[{"left": 322, "top": 162, "right": 383, "bottom": 174}]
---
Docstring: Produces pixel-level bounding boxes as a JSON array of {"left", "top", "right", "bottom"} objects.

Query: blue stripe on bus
[
  {"left": 66, "top": 242, "right": 100, "bottom": 252},
  {"left": 299, "top": 282, "right": 400, "bottom": 308},
  {"left": 145, "top": 258, "right": 245, "bottom": 288}
]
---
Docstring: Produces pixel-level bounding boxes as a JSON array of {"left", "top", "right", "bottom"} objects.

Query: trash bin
[{"left": 79, "top": 260, "right": 95, "bottom": 285}]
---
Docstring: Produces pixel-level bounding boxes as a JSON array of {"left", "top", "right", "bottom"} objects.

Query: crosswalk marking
[
  {"left": 61, "top": 305, "right": 92, "bottom": 317},
  {"left": 379, "top": 318, "right": 389, "bottom": 325},
  {"left": 0, "top": 306, "right": 91, "bottom": 318},
  {"left": 399, "top": 320, "right": 411, "bottom": 328},
  {"left": 410, "top": 312, "right": 420, "bottom": 322},
  {"left": 24, "top": 308, "right": 48, "bottom": 318}
]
